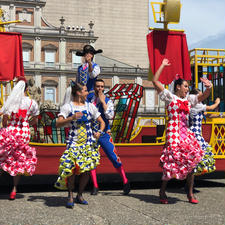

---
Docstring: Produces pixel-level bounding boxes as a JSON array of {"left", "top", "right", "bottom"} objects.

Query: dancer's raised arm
[
  {"left": 152, "top": 59, "right": 171, "bottom": 93},
  {"left": 197, "top": 77, "right": 212, "bottom": 102},
  {"left": 206, "top": 98, "right": 220, "bottom": 111}
]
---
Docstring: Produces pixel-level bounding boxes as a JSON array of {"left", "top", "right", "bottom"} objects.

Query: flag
[
  {"left": 0, "top": 32, "right": 24, "bottom": 81},
  {"left": 147, "top": 30, "right": 191, "bottom": 84}
]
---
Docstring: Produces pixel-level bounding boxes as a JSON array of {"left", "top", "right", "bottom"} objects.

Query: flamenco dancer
[
  {"left": 152, "top": 59, "right": 212, "bottom": 204},
  {"left": 189, "top": 89, "right": 220, "bottom": 175},
  {"left": 54, "top": 82, "right": 105, "bottom": 208},
  {"left": 89, "top": 79, "right": 130, "bottom": 195},
  {"left": 0, "top": 77, "right": 39, "bottom": 200}
]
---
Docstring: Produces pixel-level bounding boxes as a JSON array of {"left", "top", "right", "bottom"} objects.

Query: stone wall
[{"left": 42, "top": 0, "right": 149, "bottom": 68}]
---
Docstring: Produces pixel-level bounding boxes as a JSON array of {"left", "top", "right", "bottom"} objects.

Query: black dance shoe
[
  {"left": 91, "top": 187, "right": 99, "bottom": 195},
  {"left": 123, "top": 182, "right": 131, "bottom": 195}
]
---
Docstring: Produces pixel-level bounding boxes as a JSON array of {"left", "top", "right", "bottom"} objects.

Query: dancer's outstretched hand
[
  {"left": 71, "top": 112, "right": 83, "bottom": 120},
  {"left": 200, "top": 77, "right": 212, "bottom": 88},
  {"left": 215, "top": 98, "right": 220, "bottom": 104},
  {"left": 162, "top": 58, "right": 171, "bottom": 67},
  {"left": 93, "top": 131, "right": 101, "bottom": 140}
]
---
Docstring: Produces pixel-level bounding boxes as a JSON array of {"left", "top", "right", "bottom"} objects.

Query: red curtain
[
  {"left": 0, "top": 32, "right": 24, "bottom": 81},
  {"left": 147, "top": 30, "right": 191, "bottom": 85}
]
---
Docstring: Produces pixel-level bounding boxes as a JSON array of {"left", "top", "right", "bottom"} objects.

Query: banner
[
  {"left": 147, "top": 30, "right": 191, "bottom": 84},
  {"left": 0, "top": 32, "right": 24, "bottom": 81}
]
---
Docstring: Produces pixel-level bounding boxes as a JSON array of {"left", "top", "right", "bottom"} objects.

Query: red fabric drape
[
  {"left": 0, "top": 32, "right": 24, "bottom": 81},
  {"left": 147, "top": 30, "right": 191, "bottom": 85}
]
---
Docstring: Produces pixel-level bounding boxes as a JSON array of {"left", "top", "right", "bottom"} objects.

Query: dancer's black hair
[
  {"left": 94, "top": 79, "right": 105, "bottom": 86},
  {"left": 174, "top": 78, "right": 185, "bottom": 93},
  {"left": 190, "top": 88, "right": 201, "bottom": 95}
]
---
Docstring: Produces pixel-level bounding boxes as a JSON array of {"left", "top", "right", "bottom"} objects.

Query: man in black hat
[{"left": 76, "top": 45, "right": 103, "bottom": 101}]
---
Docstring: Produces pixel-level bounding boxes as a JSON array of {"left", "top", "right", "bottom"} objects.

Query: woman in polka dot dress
[
  {"left": 152, "top": 59, "right": 212, "bottom": 204},
  {"left": 54, "top": 82, "right": 105, "bottom": 208},
  {"left": 0, "top": 77, "right": 39, "bottom": 200}
]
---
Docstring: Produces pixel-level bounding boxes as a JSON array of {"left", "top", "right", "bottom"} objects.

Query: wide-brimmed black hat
[{"left": 76, "top": 45, "right": 103, "bottom": 56}]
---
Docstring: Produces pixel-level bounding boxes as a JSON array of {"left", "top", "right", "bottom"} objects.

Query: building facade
[
  {"left": 42, "top": 0, "right": 150, "bottom": 68},
  {"left": 0, "top": 0, "right": 163, "bottom": 115}
]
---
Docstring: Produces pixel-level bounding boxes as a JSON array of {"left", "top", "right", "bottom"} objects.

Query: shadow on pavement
[
  {"left": 27, "top": 195, "right": 67, "bottom": 207},
  {"left": 101, "top": 191, "right": 180, "bottom": 204},
  {"left": 0, "top": 193, "right": 25, "bottom": 200}
]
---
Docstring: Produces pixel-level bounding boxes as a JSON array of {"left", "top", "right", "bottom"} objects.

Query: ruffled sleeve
[
  {"left": 88, "top": 103, "right": 101, "bottom": 120},
  {"left": 159, "top": 88, "right": 174, "bottom": 105},
  {"left": 104, "top": 99, "right": 114, "bottom": 120},
  {"left": 190, "top": 102, "right": 206, "bottom": 117},
  {"left": 58, "top": 103, "right": 71, "bottom": 119},
  {"left": 188, "top": 94, "right": 199, "bottom": 107},
  {"left": 90, "top": 64, "right": 100, "bottom": 78},
  {"left": 202, "top": 104, "right": 207, "bottom": 112}
]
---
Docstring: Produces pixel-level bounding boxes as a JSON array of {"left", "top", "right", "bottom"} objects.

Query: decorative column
[
  {"left": 34, "top": 36, "right": 41, "bottom": 68},
  {"left": 9, "top": 4, "right": 15, "bottom": 21},
  {"left": 34, "top": 6, "right": 41, "bottom": 28},
  {"left": 59, "top": 38, "right": 66, "bottom": 70},
  {"left": 158, "top": 94, "right": 165, "bottom": 113},
  {"left": 112, "top": 76, "right": 119, "bottom": 86},
  {"left": 34, "top": 72, "right": 42, "bottom": 88},
  {"left": 135, "top": 76, "right": 142, "bottom": 85},
  {"left": 58, "top": 74, "right": 67, "bottom": 104}
]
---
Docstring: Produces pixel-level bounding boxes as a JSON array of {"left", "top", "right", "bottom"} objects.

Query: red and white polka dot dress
[
  {"left": 0, "top": 96, "right": 39, "bottom": 176},
  {"left": 159, "top": 89, "right": 204, "bottom": 180}
]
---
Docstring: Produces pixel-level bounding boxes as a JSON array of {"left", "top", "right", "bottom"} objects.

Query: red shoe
[
  {"left": 9, "top": 191, "right": 16, "bottom": 200},
  {"left": 160, "top": 198, "right": 168, "bottom": 204},
  {"left": 188, "top": 196, "right": 198, "bottom": 204},
  {"left": 159, "top": 192, "right": 168, "bottom": 204}
]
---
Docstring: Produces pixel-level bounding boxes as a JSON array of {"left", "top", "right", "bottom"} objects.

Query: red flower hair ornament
[{"left": 169, "top": 74, "right": 182, "bottom": 93}]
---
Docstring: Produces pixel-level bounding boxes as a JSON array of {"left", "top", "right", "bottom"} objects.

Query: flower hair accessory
[
  {"left": 70, "top": 80, "right": 76, "bottom": 87},
  {"left": 169, "top": 74, "right": 181, "bottom": 93},
  {"left": 175, "top": 74, "right": 181, "bottom": 80}
]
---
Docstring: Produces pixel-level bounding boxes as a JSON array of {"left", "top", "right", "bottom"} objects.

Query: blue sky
[{"left": 149, "top": 0, "right": 225, "bottom": 49}]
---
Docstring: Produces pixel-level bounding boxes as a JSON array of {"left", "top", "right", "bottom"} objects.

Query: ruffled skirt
[
  {"left": 54, "top": 141, "right": 100, "bottom": 190},
  {"left": 160, "top": 131, "right": 204, "bottom": 180},
  {"left": 0, "top": 128, "right": 37, "bottom": 176},
  {"left": 194, "top": 145, "right": 216, "bottom": 175}
]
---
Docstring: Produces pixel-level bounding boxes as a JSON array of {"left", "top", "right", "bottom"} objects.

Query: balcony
[{"left": 23, "top": 62, "right": 148, "bottom": 75}]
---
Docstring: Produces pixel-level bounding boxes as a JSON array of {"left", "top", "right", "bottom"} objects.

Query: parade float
[{"left": 0, "top": 1, "right": 224, "bottom": 178}]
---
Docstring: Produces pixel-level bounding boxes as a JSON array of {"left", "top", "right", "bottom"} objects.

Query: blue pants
[{"left": 98, "top": 132, "right": 122, "bottom": 168}]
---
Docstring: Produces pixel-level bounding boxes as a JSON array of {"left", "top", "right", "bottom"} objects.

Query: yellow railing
[
  {"left": 207, "top": 117, "right": 225, "bottom": 159},
  {"left": 0, "top": 8, "right": 21, "bottom": 32},
  {"left": 130, "top": 115, "right": 225, "bottom": 159},
  {"left": 130, "top": 116, "right": 166, "bottom": 142},
  {"left": 189, "top": 48, "right": 225, "bottom": 90},
  {"left": 189, "top": 48, "right": 225, "bottom": 66},
  {"left": 0, "top": 81, "right": 14, "bottom": 108}
]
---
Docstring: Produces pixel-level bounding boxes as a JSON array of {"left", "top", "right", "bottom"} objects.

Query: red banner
[
  {"left": 0, "top": 32, "right": 24, "bottom": 81},
  {"left": 147, "top": 30, "right": 191, "bottom": 85}
]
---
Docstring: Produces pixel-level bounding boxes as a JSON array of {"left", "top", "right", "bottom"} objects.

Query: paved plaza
[{"left": 0, "top": 177, "right": 224, "bottom": 225}]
